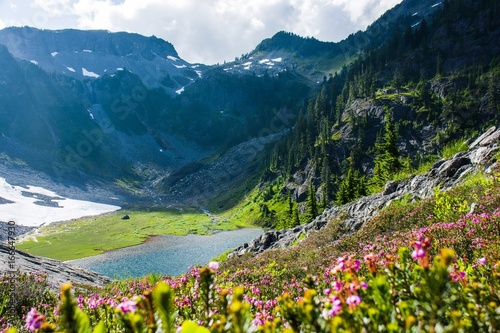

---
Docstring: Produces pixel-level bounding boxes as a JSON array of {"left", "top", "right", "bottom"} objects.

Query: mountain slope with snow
[{"left": 0, "top": 27, "right": 204, "bottom": 93}]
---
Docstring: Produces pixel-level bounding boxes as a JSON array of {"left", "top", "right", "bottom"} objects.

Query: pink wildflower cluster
[
  {"left": 116, "top": 299, "right": 137, "bottom": 314},
  {"left": 331, "top": 256, "right": 361, "bottom": 274},
  {"left": 322, "top": 295, "right": 342, "bottom": 318},
  {"left": 25, "top": 308, "right": 45, "bottom": 332},
  {"left": 411, "top": 236, "right": 431, "bottom": 268}
]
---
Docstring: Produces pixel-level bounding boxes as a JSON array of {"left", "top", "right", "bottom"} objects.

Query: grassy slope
[
  {"left": 220, "top": 169, "right": 500, "bottom": 298},
  {"left": 16, "top": 207, "right": 253, "bottom": 261}
]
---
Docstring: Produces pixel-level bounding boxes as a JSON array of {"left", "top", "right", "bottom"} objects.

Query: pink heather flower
[
  {"left": 331, "top": 257, "right": 346, "bottom": 273},
  {"left": 450, "top": 270, "right": 466, "bottom": 282},
  {"left": 352, "top": 259, "right": 361, "bottom": 272},
  {"left": 252, "top": 310, "right": 273, "bottom": 326},
  {"left": 333, "top": 281, "right": 343, "bottom": 292},
  {"left": 252, "top": 315, "right": 265, "bottom": 326},
  {"left": 324, "top": 288, "right": 332, "bottom": 296},
  {"left": 328, "top": 296, "right": 342, "bottom": 316},
  {"left": 346, "top": 295, "right": 362, "bottom": 309},
  {"left": 411, "top": 248, "right": 426, "bottom": 259},
  {"left": 87, "top": 297, "right": 99, "bottom": 310},
  {"left": 478, "top": 257, "right": 487, "bottom": 266},
  {"left": 361, "top": 282, "right": 369, "bottom": 290},
  {"left": 25, "top": 308, "right": 44, "bottom": 331},
  {"left": 77, "top": 295, "right": 84, "bottom": 309},
  {"left": 208, "top": 261, "right": 220, "bottom": 271},
  {"left": 251, "top": 286, "right": 261, "bottom": 295},
  {"left": 116, "top": 300, "right": 137, "bottom": 314}
]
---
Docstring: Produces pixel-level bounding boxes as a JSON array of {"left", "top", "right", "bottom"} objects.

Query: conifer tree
[
  {"left": 320, "top": 158, "right": 331, "bottom": 207},
  {"left": 336, "top": 167, "right": 355, "bottom": 205},
  {"left": 288, "top": 191, "right": 294, "bottom": 216},
  {"left": 307, "top": 180, "right": 318, "bottom": 219},
  {"left": 372, "top": 108, "right": 400, "bottom": 188},
  {"left": 392, "top": 68, "right": 404, "bottom": 92},
  {"left": 335, "top": 150, "right": 367, "bottom": 205},
  {"left": 292, "top": 205, "right": 300, "bottom": 227}
]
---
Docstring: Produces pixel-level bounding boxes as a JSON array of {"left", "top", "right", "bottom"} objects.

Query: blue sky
[{"left": 0, "top": 0, "right": 402, "bottom": 64}]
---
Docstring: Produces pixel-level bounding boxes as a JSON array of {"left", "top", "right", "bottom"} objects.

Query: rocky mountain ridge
[
  {"left": 229, "top": 126, "right": 500, "bottom": 257},
  {"left": 220, "top": 0, "right": 446, "bottom": 80},
  {"left": 0, "top": 27, "right": 203, "bottom": 93}
]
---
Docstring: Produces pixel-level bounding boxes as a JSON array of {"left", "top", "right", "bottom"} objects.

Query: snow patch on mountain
[
  {"left": 0, "top": 27, "right": 206, "bottom": 94},
  {"left": 82, "top": 67, "right": 100, "bottom": 78},
  {"left": 0, "top": 177, "right": 120, "bottom": 227},
  {"left": 30, "top": 60, "right": 38, "bottom": 65}
]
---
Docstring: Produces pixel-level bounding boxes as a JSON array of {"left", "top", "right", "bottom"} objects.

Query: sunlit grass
[{"left": 16, "top": 207, "right": 253, "bottom": 261}]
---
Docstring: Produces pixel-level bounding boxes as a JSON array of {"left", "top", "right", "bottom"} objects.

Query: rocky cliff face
[
  {"left": 0, "top": 244, "right": 110, "bottom": 288},
  {"left": 229, "top": 126, "right": 500, "bottom": 257}
]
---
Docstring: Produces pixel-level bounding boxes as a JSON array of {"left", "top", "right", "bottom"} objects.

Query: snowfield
[
  {"left": 82, "top": 67, "right": 100, "bottom": 78},
  {"left": 0, "top": 177, "right": 120, "bottom": 227}
]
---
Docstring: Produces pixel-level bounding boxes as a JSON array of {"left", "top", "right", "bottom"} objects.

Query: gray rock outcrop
[
  {"left": 229, "top": 126, "right": 500, "bottom": 258},
  {"left": 0, "top": 244, "right": 111, "bottom": 288}
]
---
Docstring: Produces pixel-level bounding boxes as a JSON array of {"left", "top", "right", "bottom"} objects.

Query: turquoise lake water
[{"left": 66, "top": 228, "right": 263, "bottom": 278}]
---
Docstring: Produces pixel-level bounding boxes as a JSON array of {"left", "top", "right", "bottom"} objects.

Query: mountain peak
[
  {"left": 0, "top": 26, "right": 179, "bottom": 59},
  {"left": 0, "top": 27, "right": 203, "bottom": 90},
  {"left": 253, "top": 31, "right": 338, "bottom": 57}
]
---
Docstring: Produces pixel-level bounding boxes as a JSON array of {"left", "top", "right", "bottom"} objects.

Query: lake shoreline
[{"left": 65, "top": 228, "right": 264, "bottom": 278}]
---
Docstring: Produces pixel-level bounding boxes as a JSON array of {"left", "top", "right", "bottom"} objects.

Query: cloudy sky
[{"left": 0, "top": 0, "right": 402, "bottom": 64}]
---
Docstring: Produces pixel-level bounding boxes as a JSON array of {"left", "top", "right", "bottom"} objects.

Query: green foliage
[
  {"left": 432, "top": 186, "right": 470, "bottom": 222},
  {"left": 153, "top": 282, "right": 176, "bottom": 333},
  {"left": 441, "top": 139, "right": 470, "bottom": 159},
  {"left": 0, "top": 271, "right": 56, "bottom": 329},
  {"left": 336, "top": 166, "right": 366, "bottom": 205},
  {"left": 371, "top": 108, "right": 401, "bottom": 188},
  {"left": 59, "top": 283, "right": 91, "bottom": 333},
  {"left": 307, "top": 180, "right": 319, "bottom": 220},
  {"left": 6, "top": 245, "right": 500, "bottom": 333}
]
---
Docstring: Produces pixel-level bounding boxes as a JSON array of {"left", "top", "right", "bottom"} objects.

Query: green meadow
[{"left": 16, "top": 207, "right": 253, "bottom": 261}]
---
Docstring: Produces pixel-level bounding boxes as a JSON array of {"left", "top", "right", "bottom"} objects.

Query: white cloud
[{"left": 0, "top": 0, "right": 402, "bottom": 64}]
